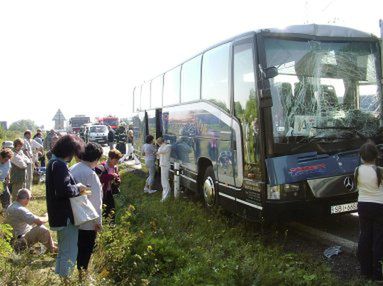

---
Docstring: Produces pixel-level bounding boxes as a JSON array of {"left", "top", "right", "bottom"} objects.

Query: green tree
[{"left": 9, "top": 119, "right": 38, "bottom": 133}]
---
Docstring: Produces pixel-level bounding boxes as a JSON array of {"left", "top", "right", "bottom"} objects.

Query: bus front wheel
[{"left": 202, "top": 166, "right": 217, "bottom": 207}]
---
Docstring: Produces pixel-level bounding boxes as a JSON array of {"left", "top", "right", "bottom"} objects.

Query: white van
[{"left": 88, "top": 125, "right": 108, "bottom": 145}]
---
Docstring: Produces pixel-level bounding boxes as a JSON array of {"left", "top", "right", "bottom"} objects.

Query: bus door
[
  {"left": 232, "top": 37, "right": 264, "bottom": 218},
  {"left": 156, "top": 109, "right": 163, "bottom": 139}
]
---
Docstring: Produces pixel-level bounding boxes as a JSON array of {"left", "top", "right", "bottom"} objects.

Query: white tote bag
[{"left": 69, "top": 195, "right": 99, "bottom": 226}]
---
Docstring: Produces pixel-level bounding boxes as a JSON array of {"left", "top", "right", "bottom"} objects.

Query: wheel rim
[{"left": 203, "top": 176, "right": 215, "bottom": 207}]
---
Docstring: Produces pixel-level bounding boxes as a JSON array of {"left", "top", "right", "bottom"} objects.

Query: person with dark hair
[
  {"left": 107, "top": 125, "right": 115, "bottom": 150},
  {"left": 45, "top": 134, "right": 88, "bottom": 282},
  {"left": 96, "top": 149, "right": 122, "bottom": 222},
  {"left": 142, "top": 134, "right": 157, "bottom": 194},
  {"left": 33, "top": 131, "right": 45, "bottom": 167},
  {"left": 70, "top": 142, "right": 103, "bottom": 279},
  {"left": 0, "top": 148, "right": 13, "bottom": 210},
  {"left": 115, "top": 124, "right": 127, "bottom": 154},
  {"left": 355, "top": 141, "right": 383, "bottom": 281},
  {"left": 22, "top": 130, "right": 35, "bottom": 191},
  {"left": 10, "top": 139, "right": 31, "bottom": 201}
]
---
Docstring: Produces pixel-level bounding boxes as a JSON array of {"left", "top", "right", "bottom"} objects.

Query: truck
[
  {"left": 96, "top": 116, "right": 119, "bottom": 129},
  {"left": 68, "top": 115, "right": 91, "bottom": 133}
]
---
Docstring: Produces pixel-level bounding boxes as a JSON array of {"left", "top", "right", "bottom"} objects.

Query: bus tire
[{"left": 202, "top": 166, "right": 217, "bottom": 208}]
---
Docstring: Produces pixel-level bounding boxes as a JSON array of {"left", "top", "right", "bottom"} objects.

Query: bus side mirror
[
  {"left": 259, "top": 65, "right": 278, "bottom": 79},
  {"left": 260, "top": 89, "right": 273, "bottom": 108}
]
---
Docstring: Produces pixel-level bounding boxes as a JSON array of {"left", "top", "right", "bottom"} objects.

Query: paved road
[{"left": 291, "top": 212, "right": 359, "bottom": 253}]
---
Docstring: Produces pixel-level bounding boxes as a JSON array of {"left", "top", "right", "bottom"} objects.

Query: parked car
[{"left": 88, "top": 125, "right": 108, "bottom": 145}]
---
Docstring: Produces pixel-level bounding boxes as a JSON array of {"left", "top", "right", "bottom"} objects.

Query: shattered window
[{"left": 264, "top": 38, "right": 381, "bottom": 144}]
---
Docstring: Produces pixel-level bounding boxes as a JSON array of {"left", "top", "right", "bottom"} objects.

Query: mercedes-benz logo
[{"left": 343, "top": 176, "right": 354, "bottom": 191}]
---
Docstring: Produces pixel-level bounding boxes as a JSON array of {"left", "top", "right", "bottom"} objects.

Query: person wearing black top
[
  {"left": 45, "top": 135, "right": 87, "bottom": 283},
  {"left": 107, "top": 125, "right": 115, "bottom": 150}
]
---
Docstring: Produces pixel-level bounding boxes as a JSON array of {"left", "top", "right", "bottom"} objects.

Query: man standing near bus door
[{"left": 156, "top": 137, "right": 172, "bottom": 202}]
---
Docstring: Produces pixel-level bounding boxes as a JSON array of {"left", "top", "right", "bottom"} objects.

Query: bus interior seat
[
  {"left": 294, "top": 82, "right": 317, "bottom": 114},
  {"left": 320, "top": 85, "right": 338, "bottom": 110},
  {"left": 276, "top": 82, "right": 293, "bottom": 112}
]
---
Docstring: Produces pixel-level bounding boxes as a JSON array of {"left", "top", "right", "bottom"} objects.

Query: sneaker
[
  {"left": 144, "top": 187, "right": 149, "bottom": 193},
  {"left": 148, "top": 189, "right": 158, "bottom": 194}
]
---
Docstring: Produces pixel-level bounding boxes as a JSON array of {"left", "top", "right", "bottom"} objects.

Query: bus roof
[
  {"left": 133, "top": 24, "right": 377, "bottom": 91},
  {"left": 260, "top": 24, "right": 376, "bottom": 39}
]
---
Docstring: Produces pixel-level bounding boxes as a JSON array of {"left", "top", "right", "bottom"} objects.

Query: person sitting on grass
[{"left": 5, "top": 188, "right": 57, "bottom": 253}]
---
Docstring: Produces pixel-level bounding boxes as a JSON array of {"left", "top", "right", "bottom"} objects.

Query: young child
[{"left": 355, "top": 141, "right": 383, "bottom": 281}]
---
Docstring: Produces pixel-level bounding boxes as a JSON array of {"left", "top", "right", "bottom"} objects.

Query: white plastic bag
[{"left": 69, "top": 195, "right": 99, "bottom": 226}]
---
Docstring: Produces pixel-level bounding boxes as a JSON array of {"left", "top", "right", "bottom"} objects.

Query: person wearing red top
[{"left": 96, "top": 149, "right": 122, "bottom": 222}]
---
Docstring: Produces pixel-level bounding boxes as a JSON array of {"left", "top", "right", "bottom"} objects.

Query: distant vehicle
[
  {"left": 88, "top": 125, "right": 108, "bottom": 145},
  {"left": 97, "top": 116, "right": 119, "bottom": 129},
  {"left": 69, "top": 115, "right": 91, "bottom": 133}
]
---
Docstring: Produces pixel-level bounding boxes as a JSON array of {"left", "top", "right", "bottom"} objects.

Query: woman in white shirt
[
  {"left": 70, "top": 142, "right": 103, "bottom": 278},
  {"left": 355, "top": 141, "right": 383, "bottom": 281},
  {"left": 10, "top": 138, "right": 31, "bottom": 200},
  {"left": 156, "top": 137, "right": 172, "bottom": 202},
  {"left": 142, "top": 135, "right": 157, "bottom": 194}
]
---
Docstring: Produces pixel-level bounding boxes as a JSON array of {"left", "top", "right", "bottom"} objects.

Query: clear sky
[{"left": 0, "top": 0, "right": 381, "bottom": 129}]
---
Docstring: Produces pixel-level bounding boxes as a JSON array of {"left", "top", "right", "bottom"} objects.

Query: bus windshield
[{"left": 264, "top": 38, "right": 381, "bottom": 151}]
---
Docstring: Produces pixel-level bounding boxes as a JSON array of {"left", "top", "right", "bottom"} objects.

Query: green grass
[
  {"left": 0, "top": 166, "right": 371, "bottom": 285},
  {"left": 92, "top": 168, "right": 367, "bottom": 286}
]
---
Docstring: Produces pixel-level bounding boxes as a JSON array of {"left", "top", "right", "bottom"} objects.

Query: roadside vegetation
[{"left": 0, "top": 164, "right": 371, "bottom": 285}]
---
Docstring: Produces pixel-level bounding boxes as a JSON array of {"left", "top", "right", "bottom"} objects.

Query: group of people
[
  {"left": 3, "top": 127, "right": 383, "bottom": 283},
  {"left": 45, "top": 135, "right": 122, "bottom": 283},
  {"left": 0, "top": 129, "right": 47, "bottom": 210},
  {"left": 142, "top": 134, "right": 172, "bottom": 202},
  {"left": 107, "top": 124, "right": 134, "bottom": 159},
  {"left": 0, "top": 130, "right": 123, "bottom": 284}
]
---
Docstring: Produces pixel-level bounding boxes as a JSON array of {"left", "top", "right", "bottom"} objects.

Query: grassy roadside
[
  {"left": 0, "top": 166, "right": 369, "bottom": 285},
  {"left": 92, "top": 167, "right": 367, "bottom": 286}
]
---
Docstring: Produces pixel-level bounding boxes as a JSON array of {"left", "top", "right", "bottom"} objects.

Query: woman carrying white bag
[
  {"left": 70, "top": 142, "right": 103, "bottom": 280},
  {"left": 45, "top": 135, "right": 88, "bottom": 283}
]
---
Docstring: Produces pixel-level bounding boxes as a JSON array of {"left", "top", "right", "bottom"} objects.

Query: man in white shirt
[
  {"left": 23, "top": 130, "right": 38, "bottom": 191},
  {"left": 156, "top": 137, "right": 172, "bottom": 202},
  {"left": 6, "top": 188, "right": 56, "bottom": 253}
]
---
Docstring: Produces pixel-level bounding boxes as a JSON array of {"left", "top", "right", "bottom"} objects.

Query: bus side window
[{"left": 233, "top": 42, "right": 261, "bottom": 179}]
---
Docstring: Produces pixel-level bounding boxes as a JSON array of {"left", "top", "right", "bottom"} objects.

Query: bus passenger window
[
  {"left": 233, "top": 42, "right": 261, "bottom": 179},
  {"left": 202, "top": 43, "right": 230, "bottom": 111},
  {"left": 151, "top": 75, "right": 163, "bottom": 109},
  {"left": 133, "top": 86, "right": 141, "bottom": 112},
  {"left": 181, "top": 55, "right": 201, "bottom": 103},
  {"left": 141, "top": 83, "right": 150, "bottom": 110},
  {"left": 163, "top": 66, "right": 181, "bottom": 106}
]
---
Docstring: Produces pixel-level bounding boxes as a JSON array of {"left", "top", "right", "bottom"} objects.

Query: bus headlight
[{"left": 267, "top": 184, "right": 300, "bottom": 200}]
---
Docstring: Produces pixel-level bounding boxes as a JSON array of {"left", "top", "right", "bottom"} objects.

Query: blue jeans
[
  {"left": 55, "top": 222, "right": 78, "bottom": 277},
  {"left": 145, "top": 160, "right": 156, "bottom": 187}
]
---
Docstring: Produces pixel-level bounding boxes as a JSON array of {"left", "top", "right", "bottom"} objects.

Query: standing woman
[
  {"left": 96, "top": 149, "right": 123, "bottom": 222},
  {"left": 142, "top": 135, "right": 157, "bottom": 194},
  {"left": 10, "top": 139, "right": 31, "bottom": 201},
  {"left": 355, "top": 141, "right": 383, "bottom": 281},
  {"left": 45, "top": 135, "right": 87, "bottom": 283},
  {"left": 70, "top": 142, "right": 103, "bottom": 279}
]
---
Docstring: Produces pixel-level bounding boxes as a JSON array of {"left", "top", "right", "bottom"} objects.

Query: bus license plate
[{"left": 330, "top": 202, "right": 357, "bottom": 214}]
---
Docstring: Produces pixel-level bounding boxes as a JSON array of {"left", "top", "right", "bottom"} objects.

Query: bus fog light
[{"left": 267, "top": 185, "right": 281, "bottom": 200}]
